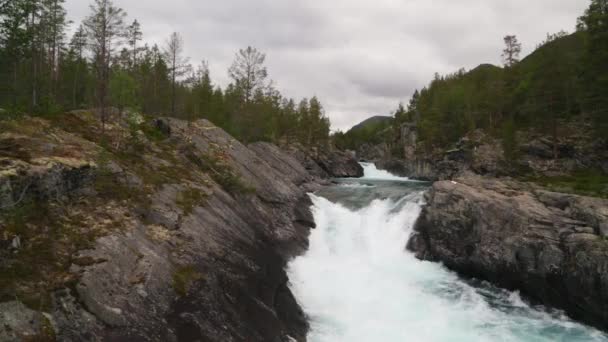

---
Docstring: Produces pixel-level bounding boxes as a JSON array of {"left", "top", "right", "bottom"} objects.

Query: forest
[
  {"left": 400, "top": 0, "right": 607, "bottom": 151},
  {"left": 335, "top": 0, "right": 607, "bottom": 157},
  {"left": 0, "top": 0, "right": 331, "bottom": 146}
]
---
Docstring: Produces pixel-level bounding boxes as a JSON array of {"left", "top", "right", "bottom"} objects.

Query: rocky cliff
[
  {"left": 0, "top": 112, "right": 360, "bottom": 341},
  {"left": 368, "top": 120, "right": 608, "bottom": 185},
  {"left": 408, "top": 174, "right": 608, "bottom": 331}
]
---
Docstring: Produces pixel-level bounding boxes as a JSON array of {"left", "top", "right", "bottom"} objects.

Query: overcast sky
[{"left": 64, "top": 0, "right": 587, "bottom": 131}]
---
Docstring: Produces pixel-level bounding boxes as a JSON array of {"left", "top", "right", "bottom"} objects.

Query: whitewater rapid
[
  {"left": 359, "top": 162, "right": 411, "bottom": 181},
  {"left": 287, "top": 163, "right": 607, "bottom": 342}
]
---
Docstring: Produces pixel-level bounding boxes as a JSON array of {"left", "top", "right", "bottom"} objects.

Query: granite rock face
[
  {"left": 408, "top": 174, "right": 608, "bottom": 330},
  {"left": 285, "top": 145, "right": 363, "bottom": 179},
  {"left": 0, "top": 116, "right": 357, "bottom": 341},
  {"left": 313, "top": 150, "right": 363, "bottom": 178}
]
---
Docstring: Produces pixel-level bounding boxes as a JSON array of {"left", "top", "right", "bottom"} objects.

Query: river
[{"left": 287, "top": 163, "right": 607, "bottom": 342}]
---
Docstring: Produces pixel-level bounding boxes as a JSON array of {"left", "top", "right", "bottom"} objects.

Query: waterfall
[{"left": 287, "top": 164, "right": 606, "bottom": 342}]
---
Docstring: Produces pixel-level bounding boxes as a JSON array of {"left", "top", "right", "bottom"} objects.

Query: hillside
[
  {"left": 403, "top": 30, "right": 606, "bottom": 152},
  {"left": 333, "top": 115, "right": 394, "bottom": 152},
  {"left": 0, "top": 111, "right": 361, "bottom": 340},
  {"left": 348, "top": 116, "right": 393, "bottom": 132}
]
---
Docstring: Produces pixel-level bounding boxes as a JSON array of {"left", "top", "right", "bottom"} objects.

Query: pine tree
[
  {"left": 66, "top": 24, "right": 87, "bottom": 108},
  {"left": 84, "top": 0, "right": 126, "bottom": 131},
  {"left": 126, "top": 19, "right": 142, "bottom": 70},
  {"left": 502, "top": 35, "right": 522, "bottom": 67},
  {"left": 163, "top": 32, "right": 189, "bottom": 117},
  {"left": 41, "top": 0, "right": 68, "bottom": 101},
  {"left": 0, "top": 0, "right": 32, "bottom": 111}
]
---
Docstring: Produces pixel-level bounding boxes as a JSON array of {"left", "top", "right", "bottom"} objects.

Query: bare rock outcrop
[
  {"left": 285, "top": 145, "right": 363, "bottom": 179},
  {"left": 408, "top": 174, "right": 608, "bottom": 330},
  {"left": 0, "top": 115, "right": 348, "bottom": 341}
]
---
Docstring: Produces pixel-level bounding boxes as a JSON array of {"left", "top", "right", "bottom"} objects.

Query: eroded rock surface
[
  {"left": 0, "top": 115, "right": 353, "bottom": 341},
  {"left": 408, "top": 174, "right": 608, "bottom": 330},
  {"left": 285, "top": 145, "right": 363, "bottom": 179}
]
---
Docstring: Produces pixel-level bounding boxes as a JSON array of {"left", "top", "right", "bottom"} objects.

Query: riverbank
[
  {"left": 407, "top": 173, "right": 608, "bottom": 332},
  {"left": 0, "top": 112, "right": 361, "bottom": 341}
]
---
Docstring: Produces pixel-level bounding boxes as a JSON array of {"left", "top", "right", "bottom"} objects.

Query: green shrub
[
  {"left": 172, "top": 265, "right": 203, "bottom": 296},
  {"left": 176, "top": 188, "right": 208, "bottom": 215},
  {"left": 184, "top": 146, "right": 255, "bottom": 195},
  {"left": 526, "top": 169, "right": 608, "bottom": 198}
]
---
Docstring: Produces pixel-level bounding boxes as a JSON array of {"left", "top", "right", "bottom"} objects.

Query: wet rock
[
  {"left": 408, "top": 175, "right": 608, "bottom": 331},
  {"left": 314, "top": 150, "right": 363, "bottom": 178}
]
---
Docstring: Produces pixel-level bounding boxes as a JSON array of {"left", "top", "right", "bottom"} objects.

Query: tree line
[
  {"left": 0, "top": 0, "right": 331, "bottom": 146},
  {"left": 389, "top": 0, "right": 607, "bottom": 158}
]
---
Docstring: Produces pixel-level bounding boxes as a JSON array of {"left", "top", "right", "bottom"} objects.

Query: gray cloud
[{"left": 65, "top": 0, "right": 588, "bottom": 131}]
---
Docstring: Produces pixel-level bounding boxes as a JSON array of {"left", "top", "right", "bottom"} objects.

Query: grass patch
[
  {"left": 176, "top": 188, "right": 207, "bottom": 215},
  {"left": 93, "top": 149, "right": 152, "bottom": 204},
  {"left": 184, "top": 145, "right": 255, "bottom": 195},
  {"left": 140, "top": 120, "right": 167, "bottom": 142},
  {"left": 172, "top": 265, "right": 203, "bottom": 297},
  {"left": 0, "top": 200, "right": 100, "bottom": 311},
  {"left": 525, "top": 169, "right": 608, "bottom": 198},
  {"left": 50, "top": 111, "right": 100, "bottom": 143}
]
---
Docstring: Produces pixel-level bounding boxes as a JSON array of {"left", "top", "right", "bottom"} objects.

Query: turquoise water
[{"left": 287, "top": 164, "right": 607, "bottom": 342}]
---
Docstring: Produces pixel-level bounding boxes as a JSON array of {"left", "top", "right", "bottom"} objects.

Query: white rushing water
[
  {"left": 287, "top": 163, "right": 607, "bottom": 342},
  {"left": 359, "top": 162, "right": 411, "bottom": 181}
]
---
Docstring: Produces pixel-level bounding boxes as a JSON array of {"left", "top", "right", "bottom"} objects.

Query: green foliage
[
  {"left": 172, "top": 265, "right": 203, "bottom": 297},
  {"left": 501, "top": 118, "right": 519, "bottom": 164},
  {"left": 334, "top": 116, "right": 393, "bottom": 151},
  {"left": 579, "top": 0, "right": 608, "bottom": 137},
  {"left": 0, "top": 199, "right": 100, "bottom": 311},
  {"left": 397, "top": 28, "right": 602, "bottom": 151},
  {"left": 526, "top": 170, "right": 608, "bottom": 198},
  {"left": 110, "top": 69, "right": 138, "bottom": 113},
  {"left": 185, "top": 145, "right": 255, "bottom": 195},
  {"left": 176, "top": 188, "right": 207, "bottom": 215},
  {"left": 137, "top": 116, "right": 167, "bottom": 142},
  {"left": 94, "top": 149, "right": 136, "bottom": 201},
  {"left": 0, "top": 3, "right": 330, "bottom": 149}
]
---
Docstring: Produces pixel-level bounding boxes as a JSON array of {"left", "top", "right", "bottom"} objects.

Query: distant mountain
[
  {"left": 334, "top": 116, "right": 394, "bottom": 151},
  {"left": 348, "top": 116, "right": 393, "bottom": 133}
]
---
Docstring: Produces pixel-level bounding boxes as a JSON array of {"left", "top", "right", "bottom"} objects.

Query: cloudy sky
[{"left": 64, "top": 0, "right": 587, "bottom": 131}]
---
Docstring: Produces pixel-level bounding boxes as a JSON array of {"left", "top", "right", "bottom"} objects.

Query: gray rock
[
  {"left": 285, "top": 145, "right": 363, "bottom": 178},
  {"left": 0, "top": 301, "right": 54, "bottom": 341},
  {"left": 408, "top": 175, "right": 608, "bottom": 331},
  {"left": 10, "top": 236, "right": 20, "bottom": 249},
  {"left": 1, "top": 118, "right": 323, "bottom": 341}
]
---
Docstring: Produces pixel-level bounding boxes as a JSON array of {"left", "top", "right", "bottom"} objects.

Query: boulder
[
  {"left": 285, "top": 145, "right": 363, "bottom": 179},
  {"left": 314, "top": 150, "right": 363, "bottom": 178},
  {"left": 408, "top": 174, "right": 608, "bottom": 331}
]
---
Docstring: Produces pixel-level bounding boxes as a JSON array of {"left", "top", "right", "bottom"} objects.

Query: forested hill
[
  {"left": 336, "top": 33, "right": 600, "bottom": 154},
  {"left": 336, "top": 1, "right": 607, "bottom": 161},
  {"left": 333, "top": 116, "right": 393, "bottom": 150},
  {"left": 392, "top": 8, "right": 607, "bottom": 153},
  {"left": 349, "top": 116, "right": 393, "bottom": 132},
  {"left": 407, "top": 31, "right": 591, "bottom": 150}
]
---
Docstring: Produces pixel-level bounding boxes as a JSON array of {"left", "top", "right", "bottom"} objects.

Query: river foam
[
  {"left": 360, "top": 162, "right": 410, "bottom": 181},
  {"left": 287, "top": 164, "right": 607, "bottom": 342}
]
